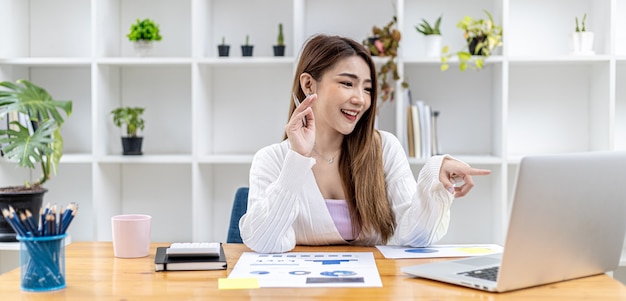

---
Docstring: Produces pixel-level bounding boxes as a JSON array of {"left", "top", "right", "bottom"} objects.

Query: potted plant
[
  {"left": 440, "top": 10, "right": 503, "bottom": 71},
  {"left": 362, "top": 16, "right": 409, "bottom": 102},
  {"left": 416, "top": 15, "right": 443, "bottom": 58},
  {"left": 218, "top": 36, "right": 230, "bottom": 57},
  {"left": 273, "top": 23, "right": 286, "bottom": 57},
  {"left": 241, "top": 34, "right": 254, "bottom": 57},
  {"left": 127, "top": 18, "right": 163, "bottom": 57},
  {"left": 0, "top": 79, "right": 72, "bottom": 241},
  {"left": 110, "top": 106, "right": 145, "bottom": 155},
  {"left": 570, "top": 13, "right": 594, "bottom": 55}
]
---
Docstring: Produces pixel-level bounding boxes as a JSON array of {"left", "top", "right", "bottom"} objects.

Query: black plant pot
[
  {"left": 241, "top": 45, "right": 254, "bottom": 57},
  {"left": 468, "top": 36, "right": 488, "bottom": 56},
  {"left": 122, "top": 137, "right": 143, "bottom": 155},
  {"left": 218, "top": 45, "right": 230, "bottom": 57},
  {"left": 0, "top": 188, "right": 47, "bottom": 242},
  {"left": 273, "top": 45, "right": 285, "bottom": 57}
]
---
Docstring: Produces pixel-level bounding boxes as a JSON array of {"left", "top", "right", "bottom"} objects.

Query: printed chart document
[
  {"left": 376, "top": 244, "right": 503, "bottom": 259},
  {"left": 228, "top": 252, "right": 382, "bottom": 288}
]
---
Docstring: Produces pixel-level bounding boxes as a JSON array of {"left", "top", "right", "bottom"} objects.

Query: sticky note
[
  {"left": 456, "top": 247, "right": 494, "bottom": 254},
  {"left": 218, "top": 278, "right": 260, "bottom": 290}
]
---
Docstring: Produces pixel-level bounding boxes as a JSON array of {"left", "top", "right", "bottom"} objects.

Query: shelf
[
  {"left": 404, "top": 55, "right": 504, "bottom": 65},
  {"left": 196, "top": 57, "right": 296, "bottom": 66},
  {"left": 0, "top": 58, "right": 92, "bottom": 66},
  {"left": 98, "top": 155, "right": 193, "bottom": 164},
  {"left": 507, "top": 55, "right": 612, "bottom": 64},
  {"left": 96, "top": 58, "right": 193, "bottom": 66}
]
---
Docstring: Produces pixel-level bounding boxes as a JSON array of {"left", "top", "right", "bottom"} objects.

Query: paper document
[
  {"left": 228, "top": 252, "right": 382, "bottom": 288},
  {"left": 376, "top": 244, "right": 503, "bottom": 259}
]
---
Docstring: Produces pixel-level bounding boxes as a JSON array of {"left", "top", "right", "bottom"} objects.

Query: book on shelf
[
  {"left": 420, "top": 102, "right": 432, "bottom": 158},
  {"left": 405, "top": 89, "right": 421, "bottom": 158},
  {"left": 154, "top": 244, "right": 227, "bottom": 271},
  {"left": 407, "top": 104, "right": 415, "bottom": 157}
]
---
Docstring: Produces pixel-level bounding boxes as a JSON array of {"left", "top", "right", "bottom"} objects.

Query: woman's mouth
[{"left": 341, "top": 109, "right": 358, "bottom": 121}]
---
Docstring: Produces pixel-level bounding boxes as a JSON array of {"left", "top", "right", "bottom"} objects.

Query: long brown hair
[{"left": 286, "top": 34, "right": 396, "bottom": 243}]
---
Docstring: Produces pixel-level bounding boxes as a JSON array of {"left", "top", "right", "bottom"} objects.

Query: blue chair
[{"left": 227, "top": 187, "right": 249, "bottom": 243}]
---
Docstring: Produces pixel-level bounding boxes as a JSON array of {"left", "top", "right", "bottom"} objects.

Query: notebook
[
  {"left": 402, "top": 151, "right": 626, "bottom": 292},
  {"left": 155, "top": 245, "right": 227, "bottom": 271}
]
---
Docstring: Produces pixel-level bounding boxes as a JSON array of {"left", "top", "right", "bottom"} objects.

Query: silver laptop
[{"left": 402, "top": 151, "right": 626, "bottom": 292}]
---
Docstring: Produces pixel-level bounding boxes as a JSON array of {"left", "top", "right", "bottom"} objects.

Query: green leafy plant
[
  {"left": 575, "top": 13, "right": 587, "bottom": 32},
  {"left": 416, "top": 15, "right": 442, "bottom": 35},
  {"left": 110, "top": 107, "right": 145, "bottom": 137},
  {"left": 127, "top": 18, "right": 163, "bottom": 42},
  {"left": 277, "top": 23, "right": 285, "bottom": 46},
  {"left": 244, "top": 34, "right": 250, "bottom": 46},
  {"left": 221, "top": 36, "right": 227, "bottom": 45},
  {"left": 362, "top": 16, "right": 409, "bottom": 102},
  {"left": 0, "top": 79, "right": 73, "bottom": 188},
  {"left": 441, "top": 10, "right": 503, "bottom": 71}
]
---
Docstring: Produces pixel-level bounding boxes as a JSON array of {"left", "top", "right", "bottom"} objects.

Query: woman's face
[{"left": 313, "top": 56, "right": 372, "bottom": 136}]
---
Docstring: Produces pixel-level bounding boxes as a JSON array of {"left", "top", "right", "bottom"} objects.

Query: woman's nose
[{"left": 351, "top": 90, "right": 366, "bottom": 105}]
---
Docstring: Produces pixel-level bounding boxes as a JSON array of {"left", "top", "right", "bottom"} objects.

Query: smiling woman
[{"left": 238, "top": 34, "right": 491, "bottom": 254}]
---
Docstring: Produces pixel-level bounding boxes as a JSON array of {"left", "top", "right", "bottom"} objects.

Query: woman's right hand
[{"left": 285, "top": 93, "right": 317, "bottom": 156}]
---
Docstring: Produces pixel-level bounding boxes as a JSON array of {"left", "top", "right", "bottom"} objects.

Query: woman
[{"left": 239, "top": 34, "right": 490, "bottom": 253}]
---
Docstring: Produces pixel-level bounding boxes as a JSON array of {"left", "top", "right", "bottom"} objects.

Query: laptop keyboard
[{"left": 458, "top": 266, "right": 499, "bottom": 281}]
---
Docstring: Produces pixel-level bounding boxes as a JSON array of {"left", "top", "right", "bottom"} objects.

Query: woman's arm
[
  {"left": 239, "top": 146, "right": 315, "bottom": 253},
  {"left": 386, "top": 151, "right": 454, "bottom": 247},
  {"left": 378, "top": 131, "right": 454, "bottom": 246},
  {"left": 381, "top": 131, "right": 489, "bottom": 246}
]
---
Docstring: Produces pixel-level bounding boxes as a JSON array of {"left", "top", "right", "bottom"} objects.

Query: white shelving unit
[{"left": 1, "top": 0, "right": 625, "bottom": 267}]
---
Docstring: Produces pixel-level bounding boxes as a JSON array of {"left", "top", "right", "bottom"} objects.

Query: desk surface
[{"left": 0, "top": 242, "right": 625, "bottom": 300}]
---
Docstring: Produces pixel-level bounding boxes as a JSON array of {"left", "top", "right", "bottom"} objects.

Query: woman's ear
[{"left": 299, "top": 73, "right": 316, "bottom": 95}]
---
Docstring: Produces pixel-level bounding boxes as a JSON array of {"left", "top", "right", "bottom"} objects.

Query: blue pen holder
[{"left": 17, "top": 234, "right": 67, "bottom": 292}]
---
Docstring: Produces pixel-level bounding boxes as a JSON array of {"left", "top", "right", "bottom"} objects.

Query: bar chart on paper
[{"left": 228, "top": 252, "right": 382, "bottom": 288}]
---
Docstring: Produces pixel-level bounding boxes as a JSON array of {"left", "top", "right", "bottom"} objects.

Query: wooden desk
[{"left": 0, "top": 242, "right": 625, "bottom": 300}]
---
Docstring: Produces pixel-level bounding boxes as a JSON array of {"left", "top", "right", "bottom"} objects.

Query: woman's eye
[
  {"left": 341, "top": 81, "right": 353, "bottom": 87},
  {"left": 364, "top": 88, "right": 372, "bottom": 94}
]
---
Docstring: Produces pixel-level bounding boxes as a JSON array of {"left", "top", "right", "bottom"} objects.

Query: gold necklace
[{"left": 312, "top": 148, "right": 339, "bottom": 164}]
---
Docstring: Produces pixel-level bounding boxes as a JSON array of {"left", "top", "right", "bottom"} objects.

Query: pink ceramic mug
[{"left": 111, "top": 214, "right": 152, "bottom": 258}]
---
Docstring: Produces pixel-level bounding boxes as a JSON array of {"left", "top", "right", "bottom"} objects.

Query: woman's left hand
[
  {"left": 439, "top": 157, "right": 491, "bottom": 198},
  {"left": 285, "top": 94, "right": 317, "bottom": 156}
]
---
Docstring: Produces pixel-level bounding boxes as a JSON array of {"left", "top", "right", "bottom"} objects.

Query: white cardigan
[{"left": 240, "top": 130, "right": 454, "bottom": 253}]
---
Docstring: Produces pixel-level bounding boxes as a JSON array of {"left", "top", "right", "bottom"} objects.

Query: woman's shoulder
[
  {"left": 378, "top": 130, "right": 402, "bottom": 148},
  {"left": 253, "top": 140, "right": 291, "bottom": 162},
  {"left": 255, "top": 140, "right": 290, "bottom": 155},
  {"left": 377, "top": 130, "right": 408, "bottom": 164}
]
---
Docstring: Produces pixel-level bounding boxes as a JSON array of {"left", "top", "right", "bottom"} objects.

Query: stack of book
[
  {"left": 404, "top": 89, "right": 442, "bottom": 158},
  {"left": 154, "top": 242, "right": 227, "bottom": 271}
]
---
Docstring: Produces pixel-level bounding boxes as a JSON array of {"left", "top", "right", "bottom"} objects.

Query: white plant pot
[
  {"left": 569, "top": 32, "right": 594, "bottom": 55},
  {"left": 133, "top": 40, "right": 154, "bottom": 57},
  {"left": 579, "top": 32, "right": 594, "bottom": 54},
  {"left": 423, "top": 35, "right": 442, "bottom": 58}
]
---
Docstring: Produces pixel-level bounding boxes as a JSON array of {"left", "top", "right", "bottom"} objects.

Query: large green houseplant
[
  {"left": 0, "top": 79, "right": 72, "bottom": 241},
  {"left": 441, "top": 10, "right": 503, "bottom": 71},
  {"left": 111, "top": 106, "right": 145, "bottom": 155}
]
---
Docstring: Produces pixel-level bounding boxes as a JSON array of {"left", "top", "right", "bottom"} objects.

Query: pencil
[
  {"left": 19, "top": 212, "right": 37, "bottom": 236},
  {"left": 2, "top": 209, "right": 27, "bottom": 237},
  {"left": 24, "top": 210, "right": 39, "bottom": 237}
]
